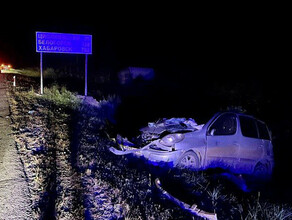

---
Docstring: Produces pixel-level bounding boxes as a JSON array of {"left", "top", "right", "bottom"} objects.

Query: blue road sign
[{"left": 36, "top": 32, "right": 92, "bottom": 54}]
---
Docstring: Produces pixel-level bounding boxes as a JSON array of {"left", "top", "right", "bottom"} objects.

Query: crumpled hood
[
  {"left": 112, "top": 118, "right": 205, "bottom": 152},
  {"left": 139, "top": 118, "right": 203, "bottom": 135}
]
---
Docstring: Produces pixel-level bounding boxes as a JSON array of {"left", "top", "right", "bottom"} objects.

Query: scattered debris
[
  {"left": 155, "top": 178, "right": 218, "bottom": 220},
  {"left": 28, "top": 110, "right": 35, "bottom": 114}
]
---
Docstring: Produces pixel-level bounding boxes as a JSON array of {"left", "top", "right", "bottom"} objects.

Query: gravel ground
[{"left": 0, "top": 74, "right": 32, "bottom": 220}]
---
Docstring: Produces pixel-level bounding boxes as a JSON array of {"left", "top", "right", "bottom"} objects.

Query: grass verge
[{"left": 7, "top": 79, "right": 292, "bottom": 220}]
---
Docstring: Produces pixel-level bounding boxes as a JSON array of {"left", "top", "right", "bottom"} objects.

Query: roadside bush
[
  {"left": 44, "top": 68, "right": 58, "bottom": 79},
  {"left": 42, "top": 85, "right": 81, "bottom": 109},
  {"left": 238, "top": 194, "right": 292, "bottom": 220}
]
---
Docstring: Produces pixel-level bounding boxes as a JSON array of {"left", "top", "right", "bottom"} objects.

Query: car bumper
[
  {"left": 139, "top": 148, "right": 182, "bottom": 165},
  {"left": 110, "top": 139, "right": 183, "bottom": 166}
]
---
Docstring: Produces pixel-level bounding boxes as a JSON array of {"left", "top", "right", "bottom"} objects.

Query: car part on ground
[{"left": 155, "top": 178, "right": 218, "bottom": 220}]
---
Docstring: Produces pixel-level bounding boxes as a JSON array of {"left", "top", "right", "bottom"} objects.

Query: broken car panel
[
  {"left": 155, "top": 178, "right": 218, "bottom": 220},
  {"left": 109, "top": 112, "right": 274, "bottom": 176}
]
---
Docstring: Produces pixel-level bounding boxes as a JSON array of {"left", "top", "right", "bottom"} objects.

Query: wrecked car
[{"left": 110, "top": 112, "right": 274, "bottom": 176}]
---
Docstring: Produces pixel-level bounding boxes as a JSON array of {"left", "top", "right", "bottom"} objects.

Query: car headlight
[{"left": 159, "top": 133, "right": 185, "bottom": 146}]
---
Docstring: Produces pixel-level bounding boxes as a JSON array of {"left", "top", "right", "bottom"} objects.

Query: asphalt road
[{"left": 0, "top": 74, "right": 32, "bottom": 220}]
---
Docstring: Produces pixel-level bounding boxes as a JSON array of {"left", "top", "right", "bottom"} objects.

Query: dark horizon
[
  {"left": 1, "top": 7, "right": 289, "bottom": 129},
  {"left": 1, "top": 7, "right": 286, "bottom": 79}
]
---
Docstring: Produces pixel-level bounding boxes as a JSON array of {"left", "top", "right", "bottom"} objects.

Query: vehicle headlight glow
[{"left": 159, "top": 133, "right": 185, "bottom": 146}]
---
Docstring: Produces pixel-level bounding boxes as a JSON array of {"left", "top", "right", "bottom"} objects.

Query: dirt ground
[
  {"left": 2, "top": 73, "right": 292, "bottom": 220},
  {"left": 0, "top": 74, "right": 32, "bottom": 220}
]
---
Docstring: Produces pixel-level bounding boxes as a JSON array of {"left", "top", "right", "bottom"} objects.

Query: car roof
[{"left": 219, "top": 111, "right": 266, "bottom": 124}]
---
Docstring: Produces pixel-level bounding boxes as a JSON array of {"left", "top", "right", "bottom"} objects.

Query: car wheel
[
  {"left": 176, "top": 151, "right": 199, "bottom": 170},
  {"left": 252, "top": 162, "right": 270, "bottom": 179}
]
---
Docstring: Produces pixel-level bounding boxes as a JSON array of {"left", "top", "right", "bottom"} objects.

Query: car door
[
  {"left": 206, "top": 113, "right": 240, "bottom": 171},
  {"left": 256, "top": 120, "right": 273, "bottom": 161},
  {"left": 238, "top": 116, "right": 264, "bottom": 173}
]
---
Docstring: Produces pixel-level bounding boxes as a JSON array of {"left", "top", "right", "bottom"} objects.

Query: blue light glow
[{"left": 36, "top": 32, "right": 92, "bottom": 54}]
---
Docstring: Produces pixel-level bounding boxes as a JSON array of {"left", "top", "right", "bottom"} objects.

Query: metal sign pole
[
  {"left": 40, "top": 52, "right": 43, "bottom": 95},
  {"left": 85, "top": 54, "right": 88, "bottom": 96}
]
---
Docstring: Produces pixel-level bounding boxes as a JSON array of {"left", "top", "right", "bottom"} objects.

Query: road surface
[{"left": 0, "top": 74, "right": 32, "bottom": 219}]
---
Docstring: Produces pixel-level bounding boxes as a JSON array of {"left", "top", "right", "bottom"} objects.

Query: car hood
[
  {"left": 139, "top": 117, "right": 204, "bottom": 135},
  {"left": 112, "top": 118, "right": 204, "bottom": 151}
]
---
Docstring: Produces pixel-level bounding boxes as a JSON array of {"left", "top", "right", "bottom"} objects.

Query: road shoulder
[{"left": 0, "top": 76, "right": 32, "bottom": 220}]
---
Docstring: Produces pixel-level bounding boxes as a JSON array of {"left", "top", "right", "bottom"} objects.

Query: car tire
[
  {"left": 176, "top": 151, "right": 199, "bottom": 170},
  {"left": 252, "top": 162, "right": 270, "bottom": 179}
]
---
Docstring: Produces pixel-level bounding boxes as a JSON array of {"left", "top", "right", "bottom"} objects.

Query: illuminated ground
[
  {"left": 2, "top": 73, "right": 292, "bottom": 219},
  {"left": 0, "top": 74, "right": 32, "bottom": 219}
]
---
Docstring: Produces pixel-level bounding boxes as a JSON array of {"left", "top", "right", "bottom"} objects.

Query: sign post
[
  {"left": 85, "top": 54, "right": 88, "bottom": 96},
  {"left": 36, "top": 32, "right": 92, "bottom": 95},
  {"left": 40, "top": 52, "right": 43, "bottom": 94}
]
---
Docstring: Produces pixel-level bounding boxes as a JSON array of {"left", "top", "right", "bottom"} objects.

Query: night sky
[
  {"left": 1, "top": 6, "right": 288, "bottom": 117},
  {"left": 1, "top": 5, "right": 286, "bottom": 77},
  {"left": 1, "top": 5, "right": 289, "bottom": 128}
]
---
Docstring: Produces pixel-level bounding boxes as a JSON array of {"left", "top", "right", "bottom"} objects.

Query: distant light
[{"left": 0, "top": 64, "right": 12, "bottom": 70}]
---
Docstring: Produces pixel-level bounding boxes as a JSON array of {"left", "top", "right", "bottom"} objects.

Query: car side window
[
  {"left": 209, "top": 113, "right": 237, "bottom": 136},
  {"left": 257, "top": 121, "right": 271, "bottom": 140},
  {"left": 239, "top": 116, "right": 258, "bottom": 138}
]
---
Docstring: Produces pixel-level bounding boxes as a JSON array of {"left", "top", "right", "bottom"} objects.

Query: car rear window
[
  {"left": 239, "top": 116, "right": 258, "bottom": 138},
  {"left": 257, "top": 121, "right": 271, "bottom": 140}
]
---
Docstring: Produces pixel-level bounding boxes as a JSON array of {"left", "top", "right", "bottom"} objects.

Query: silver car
[{"left": 110, "top": 112, "right": 274, "bottom": 176}]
